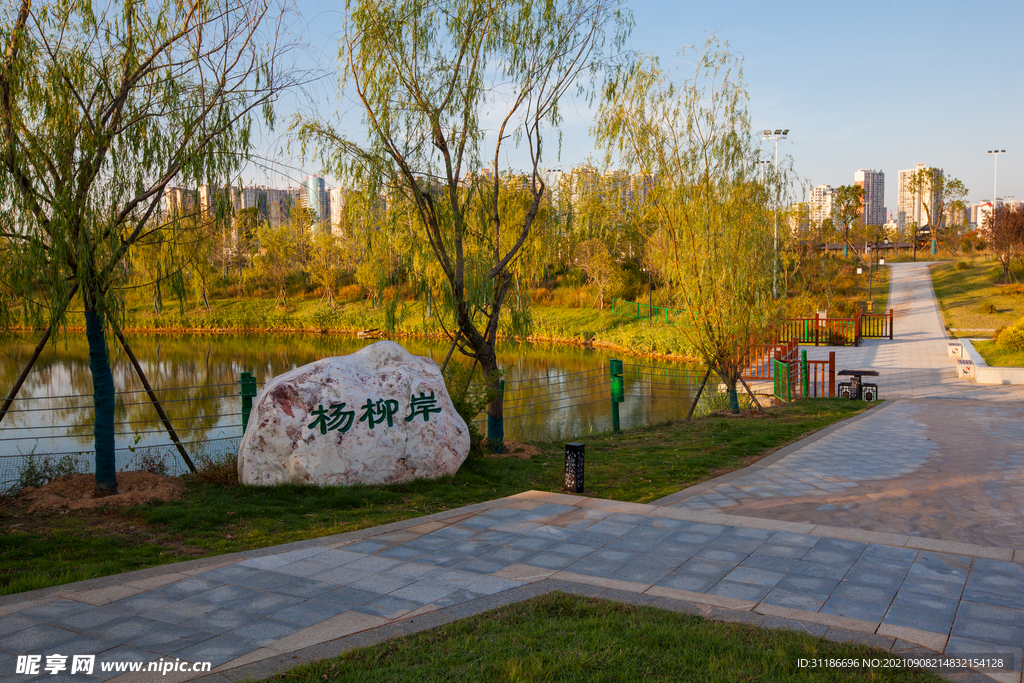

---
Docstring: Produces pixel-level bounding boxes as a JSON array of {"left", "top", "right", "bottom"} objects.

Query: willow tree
[
  {"left": 596, "top": 40, "right": 788, "bottom": 413},
  {"left": 299, "top": 0, "right": 629, "bottom": 448},
  {"left": 0, "top": 0, "right": 291, "bottom": 494},
  {"left": 903, "top": 166, "right": 967, "bottom": 252}
]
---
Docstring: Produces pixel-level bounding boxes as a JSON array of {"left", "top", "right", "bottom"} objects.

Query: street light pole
[
  {"left": 988, "top": 150, "right": 1006, "bottom": 203},
  {"left": 763, "top": 129, "right": 789, "bottom": 298}
]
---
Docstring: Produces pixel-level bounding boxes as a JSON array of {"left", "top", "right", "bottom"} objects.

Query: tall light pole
[
  {"left": 988, "top": 149, "right": 1006, "bottom": 202},
  {"left": 763, "top": 129, "right": 789, "bottom": 298}
]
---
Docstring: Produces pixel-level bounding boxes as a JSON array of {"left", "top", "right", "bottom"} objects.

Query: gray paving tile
[
  {"left": 669, "top": 531, "right": 717, "bottom": 546},
  {"left": 86, "top": 616, "right": 166, "bottom": 643},
  {"left": 174, "top": 635, "right": 258, "bottom": 668},
  {"left": 91, "top": 645, "right": 160, "bottom": 680},
  {"left": 470, "top": 530, "right": 520, "bottom": 544},
  {"left": 128, "top": 622, "right": 212, "bottom": 652},
  {"left": 152, "top": 577, "right": 224, "bottom": 599},
  {"left": 525, "top": 526, "right": 578, "bottom": 541},
  {"left": 319, "top": 586, "right": 383, "bottom": 606},
  {"left": 0, "top": 615, "right": 38, "bottom": 639},
  {"left": 225, "top": 592, "right": 304, "bottom": 616},
  {"left": 881, "top": 606, "right": 954, "bottom": 634},
  {"left": 707, "top": 580, "right": 771, "bottom": 602},
  {"left": 762, "top": 587, "right": 827, "bottom": 611},
  {"left": 853, "top": 555, "right": 915, "bottom": 575},
  {"left": 747, "top": 542, "right": 809, "bottom": 559},
  {"left": 430, "top": 526, "right": 475, "bottom": 540},
  {"left": 842, "top": 569, "right": 904, "bottom": 591},
  {"left": 908, "top": 555, "right": 970, "bottom": 583},
  {"left": 50, "top": 605, "right": 131, "bottom": 632},
  {"left": 345, "top": 556, "right": 404, "bottom": 573},
  {"left": 404, "top": 534, "right": 459, "bottom": 551},
  {"left": 181, "top": 608, "right": 261, "bottom": 634},
  {"left": 966, "top": 571, "right": 1024, "bottom": 594},
  {"left": 414, "top": 550, "right": 475, "bottom": 568},
  {"left": 341, "top": 540, "right": 390, "bottom": 554},
  {"left": 228, "top": 571, "right": 294, "bottom": 592},
  {"left": 739, "top": 554, "right": 799, "bottom": 573},
  {"left": 972, "top": 558, "right": 1024, "bottom": 579},
  {"left": 775, "top": 573, "right": 840, "bottom": 598},
  {"left": 692, "top": 548, "right": 748, "bottom": 564},
  {"left": 271, "top": 578, "right": 339, "bottom": 599},
  {"left": 446, "top": 540, "right": 497, "bottom": 557},
  {"left": 309, "top": 549, "right": 366, "bottom": 567},
  {"left": 347, "top": 574, "right": 412, "bottom": 595},
  {"left": 108, "top": 592, "right": 179, "bottom": 614},
  {"left": 897, "top": 576, "right": 965, "bottom": 600},
  {"left": 453, "top": 515, "right": 501, "bottom": 530},
  {"left": 955, "top": 600, "right": 1024, "bottom": 628},
  {"left": 820, "top": 596, "right": 888, "bottom": 623},
  {"left": 582, "top": 521, "right": 637, "bottom": 537},
  {"left": 951, "top": 617, "right": 1024, "bottom": 648},
  {"left": 722, "top": 566, "right": 785, "bottom": 588},
  {"left": 188, "top": 584, "right": 263, "bottom": 607},
  {"left": 478, "top": 506, "right": 526, "bottom": 520},
  {"left": 656, "top": 573, "right": 718, "bottom": 593},
  {"left": 311, "top": 566, "right": 372, "bottom": 586},
  {"left": 960, "top": 587, "right": 1024, "bottom": 611},
  {"left": 225, "top": 617, "right": 303, "bottom": 646},
  {"left": 477, "top": 545, "right": 536, "bottom": 565},
  {"left": 382, "top": 562, "right": 443, "bottom": 581},
  {"left": 273, "top": 601, "right": 348, "bottom": 627},
  {"left": 197, "top": 564, "right": 262, "bottom": 583},
  {"left": 521, "top": 552, "right": 578, "bottom": 570},
  {"left": 376, "top": 545, "right": 431, "bottom": 561},
  {"left": 139, "top": 597, "right": 217, "bottom": 625},
  {"left": 505, "top": 534, "right": 559, "bottom": 550},
  {"left": 888, "top": 592, "right": 959, "bottom": 616},
  {"left": 567, "top": 558, "right": 628, "bottom": 577},
  {"left": 10, "top": 600, "right": 93, "bottom": 622},
  {"left": 467, "top": 576, "right": 523, "bottom": 595},
  {"left": 790, "top": 560, "right": 852, "bottom": 581},
  {"left": 676, "top": 559, "right": 734, "bottom": 579},
  {"left": 769, "top": 532, "right": 818, "bottom": 547},
  {"left": 609, "top": 557, "right": 677, "bottom": 585},
  {"left": 272, "top": 560, "right": 332, "bottom": 578},
  {"left": 452, "top": 557, "right": 509, "bottom": 575},
  {"left": 354, "top": 596, "right": 424, "bottom": 619},
  {"left": 425, "top": 570, "right": 483, "bottom": 589},
  {"left": 389, "top": 582, "right": 459, "bottom": 604}
]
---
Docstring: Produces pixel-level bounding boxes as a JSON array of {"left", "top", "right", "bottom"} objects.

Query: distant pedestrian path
[{"left": 806, "top": 262, "right": 1024, "bottom": 401}]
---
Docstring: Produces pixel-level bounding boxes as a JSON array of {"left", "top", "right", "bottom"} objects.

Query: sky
[{"left": 252, "top": 0, "right": 1023, "bottom": 214}]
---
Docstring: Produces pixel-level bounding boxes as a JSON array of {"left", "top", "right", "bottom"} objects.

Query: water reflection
[{"left": 0, "top": 333, "right": 704, "bottom": 485}]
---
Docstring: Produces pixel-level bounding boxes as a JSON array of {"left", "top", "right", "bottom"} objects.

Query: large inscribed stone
[{"left": 238, "top": 341, "right": 470, "bottom": 486}]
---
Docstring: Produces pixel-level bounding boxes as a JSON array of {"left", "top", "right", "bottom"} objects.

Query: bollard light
[
  {"left": 856, "top": 266, "right": 863, "bottom": 275},
  {"left": 565, "top": 442, "right": 585, "bottom": 493}
]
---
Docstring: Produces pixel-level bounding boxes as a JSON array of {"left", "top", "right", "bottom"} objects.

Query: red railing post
[{"left": 828, "top": 351, "right": 835, "bottom": 397}]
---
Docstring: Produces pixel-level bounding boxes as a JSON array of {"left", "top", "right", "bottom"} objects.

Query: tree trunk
[
  {"left": 480, "top": 345, "right": 503, "bottom": 454},
  {"left": 85, "top": 309, "right": 118, "bottom": 496},
  {"left": 727, "top": 379, "right": 740, "bottom": 415}
]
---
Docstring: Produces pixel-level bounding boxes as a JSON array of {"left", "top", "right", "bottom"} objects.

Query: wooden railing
[{"left": 779, "top": 309, "right": 893, "bottom": 347}]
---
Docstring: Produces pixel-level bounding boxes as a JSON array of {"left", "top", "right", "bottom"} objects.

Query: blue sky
[{"left": 258, "top": 0, "right": 1022, "bottom": 213}]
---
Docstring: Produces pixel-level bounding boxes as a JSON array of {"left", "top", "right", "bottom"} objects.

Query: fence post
[
  {"left": 801, "top": 350, "right": 809, "bottom": 397},
  {"left": 610, "top": 359, "right": 624, "bottom": 433},
  {"left": 889, "top": 308, "right": 894, "bottom": 340},
  {"left": 828, "top": 351, "right": 836, "bottom": 397},
  {"left": 854, "top": 311, "right": 862, "bottom": 347},
  {"left": 240, "top": 371, "right": 257, "bottom": 434}
]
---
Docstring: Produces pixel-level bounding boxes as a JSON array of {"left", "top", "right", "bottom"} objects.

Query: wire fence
[{"left": 0, "top": 359, "right": 730, "bottom": 492}]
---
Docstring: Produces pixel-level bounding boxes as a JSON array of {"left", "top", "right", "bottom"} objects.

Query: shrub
[
  {"left": 955, "top": 261, "right": 970, "bottom": 271},
  {"left": 980, "top": 303, "right": 998, "bottom": 315},
  {"left": 6, "top": 454, "right": 84, "bottom": 495},
  {"left": 336, "top": 284, "right": 365, "bottom": 303},
  {"left": 530, "top": 287, "right": 553, "bottom": 305},
  {"left": 191, "top": 452, "right": 239, "bottom": 487},
  {"left": 442, "top": 361, "right": 497, "bottom": 459},
  {"left": 996, "top": 319, "right": 1024, "bottom": 351},
  {"left": 134, "top": 452, "right": 170, "bottom": 477}
]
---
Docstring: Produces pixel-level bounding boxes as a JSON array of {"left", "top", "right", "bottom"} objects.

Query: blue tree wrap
[
  {"left": 86, "top": 311, "right": 117, "bottom": 492},
  {"left": 487, "top": 413, "right": 504, "bottom": 454}
]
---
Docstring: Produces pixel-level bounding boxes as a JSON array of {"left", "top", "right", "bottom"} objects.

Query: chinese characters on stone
[{"left": 308, "top": 392, "right": 443, "bottom": 434}]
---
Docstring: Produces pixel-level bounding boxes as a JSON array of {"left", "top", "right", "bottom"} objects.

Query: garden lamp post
[{"left": 763, "top": 129, "right": 789, "bottom": 298}]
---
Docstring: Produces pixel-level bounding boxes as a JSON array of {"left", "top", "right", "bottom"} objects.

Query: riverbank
[{"left": 29, "top": 297, "right": 702, "bottom": 363}]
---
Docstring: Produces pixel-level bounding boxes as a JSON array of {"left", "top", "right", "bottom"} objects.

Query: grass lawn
[
  {"left": 267, "top": 592, "right": 941, "bottom": 683},
  {"left": 930, "top": 260, "right": 1024, "bottom": 334},
  {"left": 970, "top": 340, "right": 1024, "bottom": 368},
  {"left": 0, "top": 399, "right": 870, "bottom": 596}
]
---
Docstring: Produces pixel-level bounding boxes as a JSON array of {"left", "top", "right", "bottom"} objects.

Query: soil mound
[
  {"left": 20, "top": 472, "right": 185, "bottom": 513},
  {"left": 484, "top": 441, "right": 542, "bottom": 459}
]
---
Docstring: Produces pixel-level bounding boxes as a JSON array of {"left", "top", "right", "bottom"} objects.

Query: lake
[{"left": 0, "top": 332, "right": 706, "bottom": 487}]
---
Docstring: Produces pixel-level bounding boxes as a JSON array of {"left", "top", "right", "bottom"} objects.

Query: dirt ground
[
  {"left": 484, "top": 441, "right": 544, "bottom": 459},
  {"left": 16, "top": 472, "right": 185, "bottom": 514}
]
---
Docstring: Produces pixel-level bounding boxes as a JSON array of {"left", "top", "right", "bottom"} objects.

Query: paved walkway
[{"left": 2, "top": 263, "right": 1023, "bottom": 683}]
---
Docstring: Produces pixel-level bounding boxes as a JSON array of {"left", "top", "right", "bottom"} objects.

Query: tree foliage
[
  {"left": 0, "top": 0, "right": 291, "bottom": 491},
  {"left": 297, "top": 0, "right": 630, "bottom": 443},
  {"left": 596, "top": 39, "right": 788, "bottom": 411}
]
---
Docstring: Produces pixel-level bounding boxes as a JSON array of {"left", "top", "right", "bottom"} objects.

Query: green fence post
[
  {"left": 801, "top": 350, "right": 809, "bottom": 397},
  {"left": 610, "top": 359, "right": 624, "bottom": 434},
  {"left": 240, "top": 371, "right": 257, "bottom": 434}
]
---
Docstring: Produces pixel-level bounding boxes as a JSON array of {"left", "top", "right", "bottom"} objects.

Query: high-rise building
[
  {"left": 897, "top": 163, "right": 942, "bottom": 228},
  {"left": 854, "top": 169, "right": 885, "bottom": 226},
  {"left": 809, "top": 184, "right": 835, "bottom": 226},
  {"left": 303, "top": 175, "right": 327, "bottom": 221},
  {"left": 163, "top": 186, "right": 197, "bottom": 215}
]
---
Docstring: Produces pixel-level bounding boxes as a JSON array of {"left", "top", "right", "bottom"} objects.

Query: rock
[{"left": 237, "top": 341, "right": 470, "bottom": 486}]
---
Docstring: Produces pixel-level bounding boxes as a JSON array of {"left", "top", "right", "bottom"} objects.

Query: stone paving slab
[{"left": 1, "top": 491, "right": 1021, "bottom": 682}]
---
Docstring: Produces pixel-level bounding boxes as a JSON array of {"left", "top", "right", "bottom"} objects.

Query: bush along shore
[{"left": 39, "top": 297, "right": 702, "bottom": 362}]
